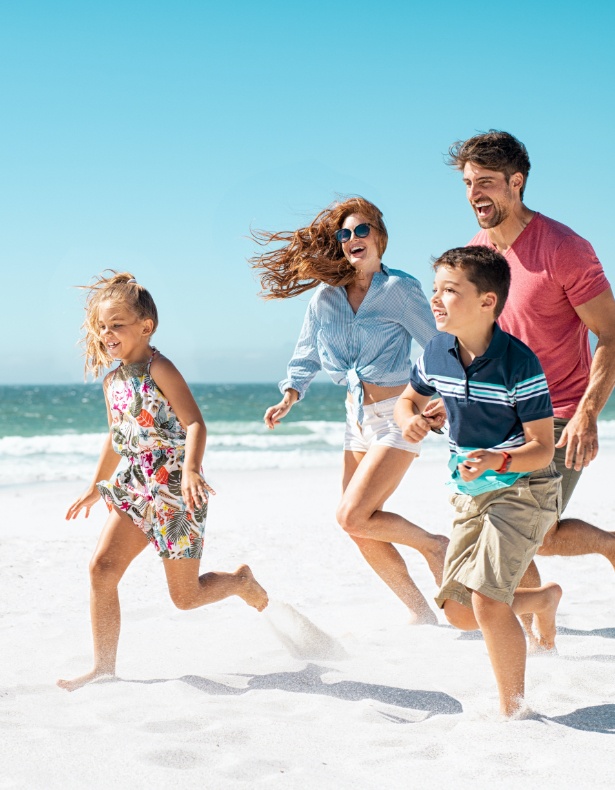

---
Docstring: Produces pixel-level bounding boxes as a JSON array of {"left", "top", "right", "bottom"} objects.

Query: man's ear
[{"left": 510, "top": 172, "right": 524, "bottom": 193}]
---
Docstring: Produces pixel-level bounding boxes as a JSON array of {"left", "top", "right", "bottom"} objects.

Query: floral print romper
[{"left": 97, "top": 351, "right": 206, "bottom": 559}]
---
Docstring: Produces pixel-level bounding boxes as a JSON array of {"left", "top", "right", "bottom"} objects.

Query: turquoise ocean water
[{"left": 2, "top": 383, "right": 615, "bottom": 484}]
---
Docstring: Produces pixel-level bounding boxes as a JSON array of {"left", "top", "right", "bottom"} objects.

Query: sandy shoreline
[{"left": 1, "top": 457, "right": 614, "bottom": 788}]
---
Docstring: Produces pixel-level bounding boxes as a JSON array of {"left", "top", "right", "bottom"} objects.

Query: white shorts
[{"left": 344, "top": 396, "right": 421, "bottom": 455}]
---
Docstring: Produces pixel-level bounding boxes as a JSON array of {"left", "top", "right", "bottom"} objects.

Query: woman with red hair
[{"left": 251, "top": 197, "right": 448, "bottom": 623}]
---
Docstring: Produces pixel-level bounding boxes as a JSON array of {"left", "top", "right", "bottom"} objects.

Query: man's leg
[{"left": 535, "top": 419, "right": 615, "bottom": 567}]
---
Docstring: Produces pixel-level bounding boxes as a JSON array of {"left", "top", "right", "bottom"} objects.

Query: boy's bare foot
[
  {"left": 532, "top": 582, "right": 562, "bottom": 652},
  {"left": 424, "top": 534, "right": 449, "bottom": 586},
  {"left": 234, "top": 565, "right": 269, "bottom": 611},
  {"left": 56, "top": 670, "right": 116, "bottom": 693}
]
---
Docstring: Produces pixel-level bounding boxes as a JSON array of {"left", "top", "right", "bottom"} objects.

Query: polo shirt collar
[{"left": 446, "top": 322, "right": 509, "bottom": 361}]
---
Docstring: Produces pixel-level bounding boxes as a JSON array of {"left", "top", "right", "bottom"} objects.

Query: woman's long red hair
[{"left": 249, "top": 197, "right": 388, "bottom": 299}]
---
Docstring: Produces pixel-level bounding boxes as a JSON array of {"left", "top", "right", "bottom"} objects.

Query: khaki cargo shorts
[{"left": 435, "top": 464, "right": 562, "bottom": 609}]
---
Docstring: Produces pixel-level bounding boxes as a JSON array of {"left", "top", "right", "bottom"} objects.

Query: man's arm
[{"left": 559, "top": 287, "right": 615, "bottom": 470}]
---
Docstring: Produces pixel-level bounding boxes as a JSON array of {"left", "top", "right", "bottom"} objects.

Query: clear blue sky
[{"left": 2, "top": 0, "right": 614, "bottom": 384}]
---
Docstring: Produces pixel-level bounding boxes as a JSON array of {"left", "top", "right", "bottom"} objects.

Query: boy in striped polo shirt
[{"left": 394, "top": 245, "right": 562, "bottom": 718}]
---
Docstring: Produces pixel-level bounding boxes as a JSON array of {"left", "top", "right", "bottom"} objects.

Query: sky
[{"left": 2, "top": 0, "right": 614, "bottom": 385}]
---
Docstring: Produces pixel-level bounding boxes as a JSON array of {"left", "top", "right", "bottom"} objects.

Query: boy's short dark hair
[
  {"left": 447, "top": 130, "right": 531, "bottom": 199},
  {"left": 433, "top": 246, "right": 511, "bottom": 318}
]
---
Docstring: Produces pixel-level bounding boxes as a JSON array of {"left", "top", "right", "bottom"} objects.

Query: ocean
[{"left": 2, "top": 383, "right": 615, "bottom": 485}]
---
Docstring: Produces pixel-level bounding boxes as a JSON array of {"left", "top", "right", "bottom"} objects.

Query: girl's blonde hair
[
  {"left": 78, "top": 270, "right": 158, "bottom": 378},
  {"left": 249, "top": 196, "right": 388, "bottom": 299}
]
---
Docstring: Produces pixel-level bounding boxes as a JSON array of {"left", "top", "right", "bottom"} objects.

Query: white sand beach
[{"left": 1, "top": 455, "right": 614, "bottom": 789}]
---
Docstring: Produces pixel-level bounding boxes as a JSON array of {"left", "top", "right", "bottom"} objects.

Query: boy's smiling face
[{"left": 431, "top": 265, "right": 496, "bottom": 335}]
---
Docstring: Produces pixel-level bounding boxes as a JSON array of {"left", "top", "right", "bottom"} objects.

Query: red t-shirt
[{"left": 469, "top": 213, "right": 610, "bottom": 418}]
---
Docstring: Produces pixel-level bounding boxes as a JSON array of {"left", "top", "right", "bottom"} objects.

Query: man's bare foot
[
  {"left": 532, "top": 582, "right": 562, "bottom": 652},
  {"left": 424, "top": 534, "right": 449, "bottom": 586},
  {"left": 56, "top": 669, "right": 116, "bottom": 693},
  {"left": 234, "top": 565, "right": 269, "bottom": 611}
]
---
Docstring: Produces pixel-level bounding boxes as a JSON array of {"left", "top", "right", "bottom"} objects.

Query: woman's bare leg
[
  {"left": 163, "top": 559, "right": 268, "bottom": 612},
  {"left": 57, "top": 508, "right": 149, "bottom": 691},
  {"left": 337, "top": 447, "right": 447, "bottom": 623}
]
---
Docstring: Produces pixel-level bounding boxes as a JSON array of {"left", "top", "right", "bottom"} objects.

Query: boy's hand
[
  {"left": 458, "top": 449, "right": 504, "bottom": 481},
  {"left": 182, "top": 470, "right": 216, "bottom": 515},
  {"left": 400, "top": 414, "right": 433, "bottom": 443}
]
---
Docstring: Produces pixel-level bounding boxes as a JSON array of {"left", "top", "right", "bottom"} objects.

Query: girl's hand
[
  {"left": 182, "top": 470, "right": 216, "bottom": 514},
  {"left": 264, "top": 400, "right": 292, "bottom": 429},
  {"left": 66, "top": 488, "right": 100, "bottom": 520},
  {"left": 458, "top": 449, "right": 503, "bottom": 482}
]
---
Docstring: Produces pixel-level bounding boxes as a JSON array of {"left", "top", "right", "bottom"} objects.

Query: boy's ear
[{"left": 481, "top": 292, "right": 497, "bottom": 312}]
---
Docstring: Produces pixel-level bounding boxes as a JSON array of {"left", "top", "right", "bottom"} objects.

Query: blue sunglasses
[{"left": 335, "top": 223, "right": 372, "bottom": 244}]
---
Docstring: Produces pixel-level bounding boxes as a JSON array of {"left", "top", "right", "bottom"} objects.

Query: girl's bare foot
[
  {"left": 532, "top": 582, "right": 562, "bottom": 652},
  {"left": 234, "top": 565, "right": 269, "bottom": 611},
  {"left": 56, "top": 669, "right": 116, "bottom": 693},
  {"left": 424, "top": 534, "right": 449, "bottom": 586}
]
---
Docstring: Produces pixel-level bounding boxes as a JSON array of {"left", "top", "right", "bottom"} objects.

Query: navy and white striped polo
[{"left": 410, "top": 323, "right": 553, "bottom": 455}]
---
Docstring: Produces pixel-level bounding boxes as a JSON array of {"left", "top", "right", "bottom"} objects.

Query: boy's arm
[
  {"left": 459, "top": 417, "right": 555, "bottom": 482},
  {"left": 394, "top": 384, "right": 436, "bottom": 443}
]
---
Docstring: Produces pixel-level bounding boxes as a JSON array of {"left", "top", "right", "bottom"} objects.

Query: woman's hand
[
  {"left": 66, "top": 488, "right": 101, "bottom": 520},
  {"left": 264, "top": 390, "right": 298, "bottom": 429},
  {"left": 181, "top": 470, "right": 216, "bottom": 515},
  {"left": 458, "top": 449, "right": 503, "bottom": 482}
]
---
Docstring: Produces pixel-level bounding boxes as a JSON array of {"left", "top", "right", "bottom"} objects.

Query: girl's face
[
  {"left": 339, "top": 213, "right": 381, "bottom": 271},
  {"left": 97, "top": 299, "right": 154, "bottom": 363}
]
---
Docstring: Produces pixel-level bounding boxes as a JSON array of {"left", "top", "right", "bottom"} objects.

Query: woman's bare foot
[
  {"left": 408, "top": 606, "right": 438, "bottom": 626},
  {"left": 234, "top": 565, "right": 269, "bottom": 611},
  {"left": 424, "top": 534, "right": 449, "bottom": 586},
  {"left": 56, "top": 669, "right": 116, "bottom": 693},
  {"left": 532, "top": 582, "right": 562, "bottom": 652}
]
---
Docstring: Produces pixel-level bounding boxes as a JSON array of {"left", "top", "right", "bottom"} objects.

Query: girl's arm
[
  {"left": 150, "top": 355, "right": 214, "bottom": 513},
  {"left": 66, "top": 382, "right": 121, "bottom": 520}
]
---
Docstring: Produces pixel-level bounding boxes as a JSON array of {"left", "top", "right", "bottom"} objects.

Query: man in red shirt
[{"left": 448, "top": 130, "right": 615, "bottom": 638}]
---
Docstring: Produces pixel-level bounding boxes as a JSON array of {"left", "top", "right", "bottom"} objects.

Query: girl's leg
[
  {"left": 163, "top": 559, "right": 268, "bottom": 612},
  {"left": 57, "top": 507, "right": 149, "bottom": 691},
  {"left": 337, "top": 447, "right": 447, "bottom": 623}
]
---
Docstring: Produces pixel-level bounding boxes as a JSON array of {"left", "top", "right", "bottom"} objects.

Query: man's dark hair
[
  {"left": 447, "top": 130, "right": 531, "bottom": 199},
  {"left": 433, "top": 246, "right": 511, "bottom": 318}
]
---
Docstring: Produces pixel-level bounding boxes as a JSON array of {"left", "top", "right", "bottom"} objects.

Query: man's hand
[{"left": 556, "top": 409, "right": 599, "bottom": 471}]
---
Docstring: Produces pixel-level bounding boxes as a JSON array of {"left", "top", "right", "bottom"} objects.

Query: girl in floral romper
[{"left": 58, "top": 271, "right": 268, "bottom": 692}]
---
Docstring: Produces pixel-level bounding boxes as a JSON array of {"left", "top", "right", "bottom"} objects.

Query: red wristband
[{"left": 495, "top": 451, "right": 512, "bottom": 473}]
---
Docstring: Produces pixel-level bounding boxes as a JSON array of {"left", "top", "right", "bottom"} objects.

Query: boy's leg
[
  {"left": 57, "top": 507, "right": 149, "bottom": 691},
  {"left": 472, "top": 592, "right": 527, "bottom": 717},
  {"left": 163, "top": 558, "right": 268, "bottom": 612},
  {"left": 472, "top": 582, "right": 562, "bottom": 716}
]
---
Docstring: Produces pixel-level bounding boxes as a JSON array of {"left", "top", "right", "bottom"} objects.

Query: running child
[
  {"left": 394, "top": 246, "right": 562, "bottom": 717},
  {"left": 58, "top": 272, "right": 268, "bottom": 691}
]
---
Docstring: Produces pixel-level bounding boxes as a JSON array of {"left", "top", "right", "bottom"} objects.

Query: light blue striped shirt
[{"left": 279, "top": 263, "right": 437, "bottom": 422}]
